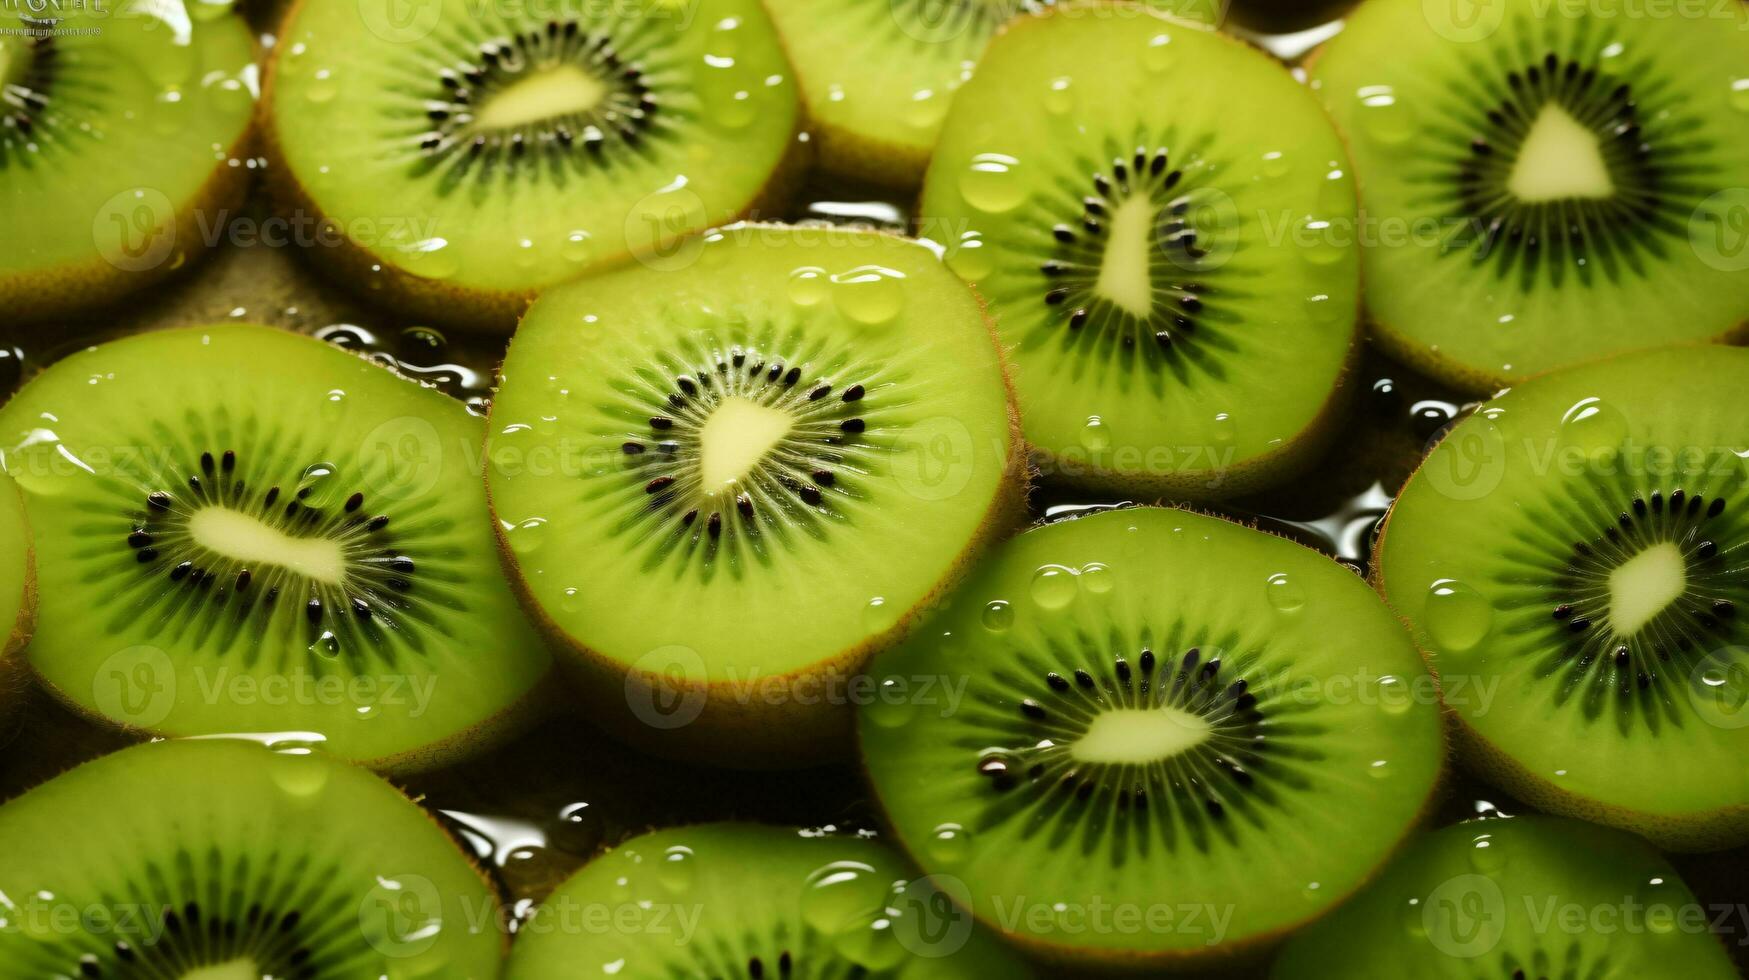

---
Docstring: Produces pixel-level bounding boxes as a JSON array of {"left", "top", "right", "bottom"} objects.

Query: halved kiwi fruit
[
  {"left": 1376, "top": 345, "right": 1749, "bottom": 851},
  {"left": 506, "top": 822, "right": 1030, "bottom": 978},
  {"left": 262, "top": 0, "right": 805, "bottom": 331},
  {"left": 859, "top": 506, "right": 1444, "bottom": 967},
  {"left": 918, "top": 4, "right": 1360, "bottom": 496},
  {"left": 0, "top": 738, "right": 505, "bottom": 977},
  {"left": 1310, "top": 0, "right": 1749, "bottom": 392},
  {"left": 1273, "top": 815, "right": 1737, "bottom": 978},
  {"left": 0, "top": 324, "right": 552, "bottom": 772},
  {"left": 0, "top": 4, "right": 256, "bottom": 322},
  {"left": 0, "top": 471, "right": 32, "bottom": 729},
  {"left": 487, "top": 224, "right": 1023, "bottom": 768}
]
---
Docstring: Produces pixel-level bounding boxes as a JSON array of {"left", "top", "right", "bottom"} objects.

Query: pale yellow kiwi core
[
  {"left": 187, "top": 506, "right": 346, "bottom": 584},
  {"left": 472, "top": 64, "right": 606, "bottom": 131},
  {"left": 1072, "top": 708, "right": 1211, "bottom": 764},
  {"left": 1094, "top": 195, "right": 1157, "bottom": 317},
  {"left": 181, "top": 960, "right": 259, "bottom": 980},
  {"left": 1609, "top": 541, "right": 1687, "bottom": 636},
  {"left": 1508, "top": 104, "right": 1614, "bottom": 202},
  {"left": 698, "top": 397, "right": 793, "bottom": 492}
]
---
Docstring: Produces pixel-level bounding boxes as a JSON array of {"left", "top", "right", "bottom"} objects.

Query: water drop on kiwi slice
[
  {"left": 0, "top": 324, "right": 552, "bottom": 773},
  {"left": 1310, "top": 0, "right": 1749, "bottom": 392},
  {"left": 506, "top": 822, "right": 1030, "bottom": 978},
  {"left": 1274, "top": 815, "right": 1737, "bottom": 978},
  {"left": 0, "top": 738, "right": 506, "bottom": 977},
  {"left": 487, "top": 224, "right": 1024, "bottom": 769},
  {"left": 1377, "top": 345, "right": 1749, "bottom": 851},
  {"left": 919, "top": 6, "right": 1361, "bottom": 497},
  {"left": 262, "top": 0, "right": 807, "bottom": 332},
  {"left": 859, "top": 507, "right": 1444, "bottom": 968},
  {"left": 0, "top": 5, "right": 256, "bottom": 322}
]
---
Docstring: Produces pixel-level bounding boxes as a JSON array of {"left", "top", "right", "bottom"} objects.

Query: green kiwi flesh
[
  {"left": 0, "top": 324, "right": 551, "bottom": 772},
  {"left": 1311, "top": 0, "right": 1749, "bottom": 391},
  {"left": 1273, "top": 816, "right": 1737, "bottom": 978},
  {"left": 487, "top": 224, "right": 1020, "bottom": 767},
  {"left": 919, "top": 5, "right": 1360, "bottom": 496},
  {"left": 859, "top": 507, "right": 1444, "bottom": 965},
  {"left": 264, "top": 0, "right": 803, "bottom": 329},
  {"left": 505, "top": 822, "right": 1030, "bottom": 978},
  {"left": 1377, "top": 345, "right": 1749, "bottom": 850},
  {"left": 0, "top": 4, "right": 255, "bottom": 321},
  {"left": 0, "top": 471, "right": 31, "bottom": 727},
  {"left": 0, "top": 738, "right": 505, "bottom": 977}
]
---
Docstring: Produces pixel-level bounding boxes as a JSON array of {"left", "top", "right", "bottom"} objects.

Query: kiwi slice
[
  {"left": 858, "top": 507, "right": 1444, "bottom": 967},
  {"left": 0, "top": 738, "right": 504, "bottom": 976},
  {"left": 1310, "top": 0, "right": 1749, "bottom": 392},
  {"left": 0, "top": 471, "right": 32, "bottom": 725},
  {"left": 1274, "top": 816, "right": 1737, "bottom": 978},
  {"left": 919, "top": 6, "right": 1361, "bottom": 495},
  {"left": 0, "top": 4, "right": 255, "bottom": 321},
  {"left": 0, "top": 324, "right": 551, "bottom": 772},
  {"left": 505, "top": 822, "right": 1029, "bottom": 978},
  {"left": 1376, "top": 345, "right": 1749, "bottom": 850},
  {"left": 487, "top": 224, "right": 1022, "bottom": 768},
  {"left": 263, "top": 0, "right": 805, "bottom": 331}
]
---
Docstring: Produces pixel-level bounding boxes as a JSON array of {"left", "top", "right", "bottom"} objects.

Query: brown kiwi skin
[
  {"left": 257, "top": 0, "right": 812, "bottom": 335},
  {"left": 858, "top": 504, "right": 1449, "bottom": 971},
  {"left": 488, "top": 230, "right": 1030, "bottom": 769},
  {"left": 0, "top": 529, "right": 37, "bottom": 742},
  {"left": 1370, "top": 408, "right": 1749, "bottom": 852}
]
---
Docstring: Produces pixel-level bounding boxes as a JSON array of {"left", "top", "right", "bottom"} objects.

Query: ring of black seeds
[{"left": 0, "top": 25, "right": 58, "bottom": 152}]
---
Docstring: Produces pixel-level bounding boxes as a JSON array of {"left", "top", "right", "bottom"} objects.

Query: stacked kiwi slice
[
  {"left": 1377, "top": 345, "right": 1749, "bottom": 850},
  {"left": 506, "top": 822, "right": 1030, "bottom": 978},
  {"left": 487, "top": 225, "right": 1022, "bottom": 767},
  {"left": 1311, "top": 0, "right": 1749, "bottom": 391},
  {"left": 0, "top": 738, "right": 505, "bottom": 977},
  {"left": 1274, "top": 816, "right": 1738, "bottom": 977},
  {"left": 920, "top": 4, "right": 1360, "bottom": 495},
  {"left": 0, "top": 324, "right": 551, "bottom": 772},
  {"left": 0, "top": 2, "right": 256, "bottom": 321},
  {"left": 263, "top": 0, "right": 805, "bottom": 330},
  {"left": 859, "top": 507, "right": 1445, "bottom": 967}
]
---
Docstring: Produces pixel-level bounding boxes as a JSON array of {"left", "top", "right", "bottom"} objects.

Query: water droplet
[
  {"left": 1305, "top": 292, "right": 1340, "bottom": 324},
  {"left": 505, "top": 516, "right": 549, "bottom": 555},
  {"left": 550, "top": 802, "right": 603, "bottom": 854},
  {"left": 1732, "top": 77, "right": 1749, "bottom": 113},
  {"left": 1400, "top": 898, "right": 1427, "bottom": 939},
  {"left": 513, "top": 238, "right": 538, "bottom": 270},
  {"left": 1078, "top": 415, "right": 1111, "bottom": 453},
  {"left": 398, "top": 236, "right": 459, "bottom": 280},
  {"left": 925, "top": 823, "right": 971, "bottom": 865},
  {"left": 1080, "top": 562, "right": 1113, "bottom": 594},
  {"left": 1210, "top": 412, "right": 1237, "bottom": 446},
  {"left": 657, "top": 845, "right": 695, "bottom": 894},
  {"left": 308, "top": 631, "right": 340, "bottom": 659},
  {"left": 903, "top": 87, "right": 946, "bottom": 130},
  {"left": 1424, "top": 579, "right": 1494, "bottom": 655},
  {"left": 1469, "top": 833, "right": 1507, "bottom": 873},
  {"left": 1638, "top": 876, "right": 1683, "bottom": 934},
  {"left": 1297, "top": 216, "right": 1344, "bottom": 266},
  {"left": 561, "top": 230, "right": 593, "bottom": 265},
  {"left": 863, "top": 678, "right": 914, "bottom": 729},
  {"left": 802, "top": 861, "right": 886, "bottom": 936},
  {"left": 1030, "top": 564, "right": 1079, "bottom": 610},
  {"left": 1265, "top": 572, "right": 1306, "bottom": 613},
  {"left": 1374, "top": 675, "right": 1412, "bottom": 716},
  {"left": 1558, "top": 396, "right": 1629, "bottom": 460},
  {"left": 1261, "top": 150, "right": 1290, "bottom": 178},
  {"left": 1367, "top": 759, "right": 1392, "bottom": 779},
  {"left": 946, "top": 230, "right": 992, "bottom": 280},
  {"left": 788, "top": 266, "right": 829, "bottom": 307},
  {"left": 1300, "top": 881, "right": 1323, "bottom": 902},
  {"left": 831, "top": 266, "right": 905, "bottom": 325},
  {"left": 959, "top": 153, "right": 1026, "bottom": 213},
  {"left": 1143, "top": 33, "right": 1172, "bottom": 73},
  {"left": 1355, "top": 85, "right": 1412, "bottom": 145},
  {"left": 981, "top": 600, "right": 1014, "bottom": 632},
  {"left": 560, "top": 587, "right": 584, "bottom": 613},
  {"left": 296, "top": 461, "right": 341, "bottom": 507},
  {"left": 1044, "top": 76, "right": 1074, "bottom": 115},
  {"left": 268, "top": 747, "right": 331, "bottom": 800},
  {"left": 833, "top": 915, "right": 907, "bottom": 972},
  {"left": 305, "top": 67, "right": 337, "bottom": 104},
  {"left": 319, "top": 389, "right": 346, "bottom": 422}
]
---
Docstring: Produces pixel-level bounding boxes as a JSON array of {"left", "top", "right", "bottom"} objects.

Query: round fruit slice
[
  {"left": 1310, "top": 0, "right": 1749, "bottom": 392},
  {"left": 0, "top": 738, "right": 505, "bottom": 977},
  {"left": 0, "top": 324, "right": 551, "bottom": 772},
  {"left": 919, "top": 5, "right": 1360, "bottom": 496},
  {"left": 505, "top": 822, "right": 1030, "bottom": 978},
  {"left": 263, "top": 0, "right": 804, "bottom": 331},
  {"left": 859, "top": 507, "right": 1444, "bottom": 967},
  {"left": 1273, "top": 816, "right": 1737, "bottom": 978},
  {"left": 0, "top": 4, "right": 255, "bottom": 321},
  {"left": 0, "top": 471, "right": 32, "bottom": 725},
  {"left": 488, "top": 224, "right": 1022, "bottom": 768},
  {"left": 1376, "top": 345, "right": 1749, "bottom": 850}
]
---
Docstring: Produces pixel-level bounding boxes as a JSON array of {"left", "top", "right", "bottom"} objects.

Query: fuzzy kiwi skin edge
[
  {"left": 257, "top": 0, "right": 814, "bottom": 335},
  {"left": 487, "top": 245, "right": 1030, "bottom": 769},
  {"left": 1369, "top": 381, "right": 1749, "bottom": 852},
  {"left": 0, "top": 536, "right": 37, "bottom": 740},
  {"left": 859, "top": 505, "right": 1450, "bottom": 971}
]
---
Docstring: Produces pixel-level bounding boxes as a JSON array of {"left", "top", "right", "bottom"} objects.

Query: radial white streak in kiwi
[
  {"left": 180, "top": 960, "right": 261, "bottom": 980},
  {"left": 698, "top": 396, "right": 795, "bottom": 492},
  {"left": 473, "top": 64, "right": 608, "bottom": 131},
  {"left": 186, "top": 506, "right": 347, "bottom": 584},
  {"left": 1092, "top": 194, "right": 1157, "bottom": 317},
  {"left": 1609, "top": 541, "right": 1687, "bottom": 636},
  {"left": 1508, "top": 105, "right": 1613, "bottom": 202},
  {"left": 1071, "top": 707, "right": 1211, "bottom": 764}
]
